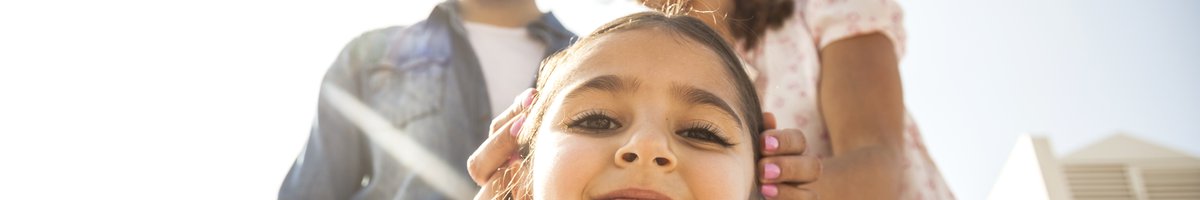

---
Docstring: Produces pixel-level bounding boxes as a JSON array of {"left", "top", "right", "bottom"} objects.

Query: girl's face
[{"left": 529, "top": 28, "right": 756, "bottom": 200}]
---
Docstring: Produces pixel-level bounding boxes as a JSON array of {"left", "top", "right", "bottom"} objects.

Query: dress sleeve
[{"left": 804, "top": 0, "right": 907, "bottom": 57}]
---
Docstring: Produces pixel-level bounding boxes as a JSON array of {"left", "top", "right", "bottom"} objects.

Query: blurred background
[{"left": 1, "top": 0, "right": 1197, "bottom": 199}]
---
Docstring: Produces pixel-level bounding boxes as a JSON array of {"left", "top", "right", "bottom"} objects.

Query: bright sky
[{"left": 1, "top": 0, "right": 1197, "bottom": 199}]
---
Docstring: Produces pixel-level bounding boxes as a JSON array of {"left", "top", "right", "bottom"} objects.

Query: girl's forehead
[
  {"left": 568, "top": 29, "right": 726, "bottom": 77},
  {"left": 544, "top": 29, "right": 750, "bottom": 120}
]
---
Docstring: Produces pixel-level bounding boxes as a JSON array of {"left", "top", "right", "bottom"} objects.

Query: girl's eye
[
  {"left": 676, "top": 123, "right": 734, "bottom": 147},
  {"left": 568, "top": 111, "right": 622, "bottom": 131}
]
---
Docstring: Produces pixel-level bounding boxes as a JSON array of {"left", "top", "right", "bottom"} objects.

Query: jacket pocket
[{"left": 364, "top": 56, "right": 449, "bottom": 129}]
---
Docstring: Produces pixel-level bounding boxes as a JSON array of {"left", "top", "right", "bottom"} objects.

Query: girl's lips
[{"left": 593, "top": 188, "right": 672, "bottom": 200}]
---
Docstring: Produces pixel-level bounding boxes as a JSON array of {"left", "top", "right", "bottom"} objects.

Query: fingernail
[
  {"left": 764, "top": 136, "right": 779, "bottom": 152},
  {"left": 764, "top": 163, "right": 781, "bottom": 179},
  {"left": 523, "top": 89, "right": 536, "bottom": 107},
  {"left": 761, "top": 184, "right": 779, "bottom": 197},
  {"left": 510, "top": 115, "right": 526, "bottom": 137}
]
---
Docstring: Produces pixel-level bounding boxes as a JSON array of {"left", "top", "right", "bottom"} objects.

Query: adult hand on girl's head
[
  {"left": 758, "top": 112, "right": 823, "bottom": 200},
  {"left": 468, "top": 88, "right": 536, "bottom": 199}
]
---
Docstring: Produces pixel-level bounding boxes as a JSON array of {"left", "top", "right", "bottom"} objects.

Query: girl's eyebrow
[
  {"left": 564, "top": 75, "right": 640, "bottom": 99},
  {"left": 671, "top": 84, "right": 743, "bottom": 127}
]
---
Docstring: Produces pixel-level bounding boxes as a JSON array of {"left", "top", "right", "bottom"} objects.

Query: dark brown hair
[
  {"left": 493, "top": 11, "right": 765, "bottom": 199},
  {"left": 729, "top": 0, "right": 795, "bottom": 50},
  {"left": 644, "top": 0, "right": 795, "bottom": 50}
]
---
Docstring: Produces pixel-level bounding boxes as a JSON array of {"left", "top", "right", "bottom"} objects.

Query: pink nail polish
[
  {"left": 510, "top": 115, "right": 525, "bottom": 137},
  {"left": 523, "top": 89, "right": 536, "bottom": 107},
  {"left": 761, "top": 184, "right": 779, "bottom": 197},
  {"left": 764, "top": 163, "right": 781, "bottom": 179},
  {"left": 765, "top": 136, "right": 779, "bottom": 152}
]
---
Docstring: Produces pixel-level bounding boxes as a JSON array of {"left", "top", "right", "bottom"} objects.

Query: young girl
[{"left": 474, "top": 11, "right": 766, "bottom": 199}]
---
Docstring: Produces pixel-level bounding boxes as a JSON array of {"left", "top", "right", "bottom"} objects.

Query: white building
[{"left": 988, "top": 134, "right": 1200, "bottom": 200}]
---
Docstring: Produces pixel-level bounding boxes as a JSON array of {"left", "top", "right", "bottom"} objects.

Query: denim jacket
[{"left": 279, "top": 1, "right": 575, "bottom": 199}]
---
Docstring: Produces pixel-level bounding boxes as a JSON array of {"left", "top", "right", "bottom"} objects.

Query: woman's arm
[{"left": 810, "top": 32, "right": 907, "bottom": 199}]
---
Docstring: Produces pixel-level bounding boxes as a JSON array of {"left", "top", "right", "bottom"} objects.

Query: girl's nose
[
  {"left": 617, "top": 152, "right": 673, "bottom": 167},
  {"left": 614, "top": 133, "right": 677, "bottom": 171}
]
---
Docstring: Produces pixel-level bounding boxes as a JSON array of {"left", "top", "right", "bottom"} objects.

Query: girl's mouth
[{"left": 593, "top": 188, "right": 672, "bottom": 200}]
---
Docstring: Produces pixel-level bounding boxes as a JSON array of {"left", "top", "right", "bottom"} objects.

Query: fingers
[
  {"left": 474, "top": 158, "right": 526, "bottom": 200},
  {"left": 759, "top": 154, "right": 821, "bottom": 184},
  {"left": 472, "top": 88, "right": 536, "bottom": 186},
  {"left": 490, "top": 88, "right": 536, "bottom": 133},
  {"left": 762, "top": 128, "right": 807, "bottom": 156},
  {"left": 468, "top": 118, "right": 521, "bottom": 185},
  {"left": 761, "top": 184, "right": 818, "bottom": 200},
  {"left": 474, "top": 177, "right": 501, "bottom": 200},
  {"left": 763, "top": 112, "right": 777, "bottom": 130}
]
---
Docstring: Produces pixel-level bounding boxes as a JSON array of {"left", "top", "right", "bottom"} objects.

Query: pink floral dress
[{"left": 737, "top": 0, "right": 955, "bottom": 199}]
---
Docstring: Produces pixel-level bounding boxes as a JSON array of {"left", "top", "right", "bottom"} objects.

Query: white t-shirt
[{"left": 462, "top": 21, "right": 546, "bottom": 117}]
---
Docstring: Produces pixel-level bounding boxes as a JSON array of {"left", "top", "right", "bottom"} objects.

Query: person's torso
[
  {"left": 462, "top": 21, "right": 545, "bottom": 117},
  {"left": 739, "top": 2, "right": 954, "bottom": 198},
  {"left": 346, "top": 3, "right": 574, "bottom": 199},
  {"left": 353, "top": 19, "right": 488, "bottom": 199}
]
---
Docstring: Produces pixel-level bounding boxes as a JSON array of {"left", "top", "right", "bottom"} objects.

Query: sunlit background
[{"left": 1, "top": 0, "right": 1197, "bottom": 199}]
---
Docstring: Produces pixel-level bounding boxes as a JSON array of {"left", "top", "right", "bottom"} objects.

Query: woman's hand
[
  {"left": 758, "top": 113, "right": 823, "bottom": 200},
  {"left": 468, "top": 88, "right": 536, "bottom": 200}
]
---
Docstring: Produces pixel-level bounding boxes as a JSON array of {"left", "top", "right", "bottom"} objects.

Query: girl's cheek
[
  {"left": 678, "top": 150, "right": 757, "bottom": 199},
  {"left": 531, "top": 131, "right": 612, "bottom": 199}
]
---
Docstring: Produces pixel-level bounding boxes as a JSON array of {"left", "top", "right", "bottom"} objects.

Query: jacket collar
[{"left": 429, "top": 0, "right": 576, "bottom": 53}]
